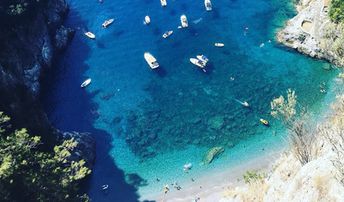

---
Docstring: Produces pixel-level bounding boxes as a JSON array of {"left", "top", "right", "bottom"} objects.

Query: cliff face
[
  {"left": 0, "top": 0, "right": 94, "bottom": 165},
  {"left": 277, "top": 0, "right": 344, "bottom": 66}
]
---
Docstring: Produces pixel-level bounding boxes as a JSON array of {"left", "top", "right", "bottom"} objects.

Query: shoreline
[{"left": 141, "top": 147, "right": 285, "bottom": 202}]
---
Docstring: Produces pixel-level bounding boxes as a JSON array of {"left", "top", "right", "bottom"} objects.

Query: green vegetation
[
  {"left": 243, "top": 170, "right": 264, "bottom": 184},
  {"left": 329, "top": 0, "right": 344, "bottom": 23},
  {"left": 0, "top": 112, "right": 91, "bottom": 202}
]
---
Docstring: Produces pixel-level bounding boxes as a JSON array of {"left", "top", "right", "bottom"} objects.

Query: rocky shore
[
  {"left": 277, "top": 0, "right": 344, "bottom": 66},
  {"left": 0, "top": 0, "right": 95, "bottom": 165}
]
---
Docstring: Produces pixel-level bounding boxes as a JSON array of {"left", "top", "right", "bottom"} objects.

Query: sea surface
[{"left": 41, "top": 0, "right": 340, "bottom": 201}]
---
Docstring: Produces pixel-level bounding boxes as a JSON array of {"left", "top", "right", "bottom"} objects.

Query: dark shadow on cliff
[{"left": 40, "top": 9, "right": 143, "bottom": 202}]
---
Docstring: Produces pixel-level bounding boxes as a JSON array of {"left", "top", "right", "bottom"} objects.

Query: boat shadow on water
[
  {"left": 155, "top": 67, "right": 167, "bottom": 77},
  {"left": 40, "top": 10, "right": 145, "bottom": 202}
]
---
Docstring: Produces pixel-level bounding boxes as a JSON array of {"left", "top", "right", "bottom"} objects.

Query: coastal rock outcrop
[
  {"left": 0, "top": 0, "right": 93, "bottom": 163},
  {"left": 277, "top": 0, "right": 344, "bottom": 66}
]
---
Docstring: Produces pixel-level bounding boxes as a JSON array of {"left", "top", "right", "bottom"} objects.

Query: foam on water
[{"left": 41, "top": 0, "right": 341, "bottom": 201}]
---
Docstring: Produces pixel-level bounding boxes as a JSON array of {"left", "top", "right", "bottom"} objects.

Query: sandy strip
[{"left": 141, "top": 148, "right": 285, "bottom": 202}]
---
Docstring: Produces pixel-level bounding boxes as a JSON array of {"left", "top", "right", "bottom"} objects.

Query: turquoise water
[{"left": 41, "top": 0, "right": 339, "bottom": 201}]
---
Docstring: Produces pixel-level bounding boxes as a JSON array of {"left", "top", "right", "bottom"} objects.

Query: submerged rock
[
  {"left": 208, "top": 115, "right": 225, "bottom": 130},
  {"left": 203, "top": 146, "right": 225, "bottom": 165}
]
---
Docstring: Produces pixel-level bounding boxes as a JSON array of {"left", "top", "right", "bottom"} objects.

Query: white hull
[
  {"left": 180, "top": 15, "right": 188, "bottom": 28},
  {"left": 204, "top": 0, "right": 212, "bottom": 11},
  {"left": 102, "top": 18, "right": 114, "bottom": 28},
  {"left": 214, "top": 43, "right": 224, "bottom": 47},
  {"left": 144, "top": 52, "right": 159, "bottom": 69},
  {"left": 84, "top": 32, "right": 96, "bottom": 39},
  {"left": 160, "top": 0, "right": 167, "bottom": 7},
  {"left": 162, "top": 30, "right": 173, "bottom": 38},
  {"left": 197, "top": 55, "right": 209, "bottom": 63},
  {"left": 144, "top": 16, "right": 151, "bottom": 25},
  {"left": 81, "top": 78, "right": 91, "bottom": 88},
  {"left": 190, "top": 58, "right": 206, "bottom": 68}
]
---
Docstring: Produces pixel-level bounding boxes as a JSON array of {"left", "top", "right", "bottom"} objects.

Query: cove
[{"left": 41, "top": 0, "right": 339, "bottom": 201}]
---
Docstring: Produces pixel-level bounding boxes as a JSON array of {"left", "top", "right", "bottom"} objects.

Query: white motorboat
[
  {"left": 102, "top": 18, "right": 114, "bottom": 28},
  {"left": 190, "top": 58, "right": 206, "bottom": 70},
  {"left": 160, "top": 0, "right": 167, "bottom": 7},
  {"left": 84, "top": 31, "right": 96, "bottom": 39},
  {"left": 162, "top": 30, "right": 173, "bottom": 38},
  {"left": 144, "top": 15, "right": 151, "bottom": 25},
  {"left": 196, "top": 55, "right": 209, "bottom": 63},
  {"left": 204, "top": 0, "right": 212, "bottom": 11},
  {"left": 144, "top": 52, "right": 159, "bottom": 69},
  {"left": 214, "top": 43, "right": 224, "bottom": 47},
  {"left": 81, "top": 78, "right": 91, "bottom": 88},
  {"left": 180, "top": 15, "right": 188, "bottom": 28}
]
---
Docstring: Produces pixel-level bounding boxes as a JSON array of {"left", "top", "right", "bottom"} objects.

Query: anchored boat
[
  {"left": 84, "top": 31, "right": 96, "bottom": 39},
  {"left": 81, "top": 78, "right": 91, "bottom": 88},
  {"left": 144, "top": 15, "right": 151, "bottom": 25},
  {"left": 144, "top": 52, "right": 159, "bottom": 69},
  {"left": 180, "top": 15, "right": 188, "bottom": 28},
  {"left": 160, "top": 0, "right": 167, "bottom": 7},
  {"left": 190, "top": 58, "right": 206, "bottom": 72},
  {"left": 215, "top": 43, "right": 225, "bottom": 47},
  {"left": 204, "top": 0, "right": 212, "bottom": 11},
  {"left": 162, "top": 30, "right": 173, "bottom": 38},
  {"left": 102, "top": 18, "right": 114, "bottom": 28}
]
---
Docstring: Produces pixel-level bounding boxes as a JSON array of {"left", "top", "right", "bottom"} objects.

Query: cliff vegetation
[{"left": 0, "top": 112, "right": 91, "bottom": 202}]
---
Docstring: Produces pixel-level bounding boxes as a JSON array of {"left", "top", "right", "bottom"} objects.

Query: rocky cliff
[
  {"left": 0, "top": 0, "right": 94, "bottom": 165},
  {"left": 277, "top": 0, "right": 344, "bottom": 66}
]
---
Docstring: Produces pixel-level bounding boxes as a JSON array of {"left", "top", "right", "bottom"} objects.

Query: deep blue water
[{"left": 41, "top": 0, "right": 338, "bottom": 201}]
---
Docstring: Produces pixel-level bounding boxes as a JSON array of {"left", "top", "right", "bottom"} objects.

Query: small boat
[
  {"left": 190, "top": 58, "right": 206, "bottom": 72},
  {"left": 102, "top": 18, "right": 114, "bottom": 28},
  {"left": 101, "top": 184, "right": 109, "bottom": 190},
  {"left": 162, "top": 30, "right": 173, "bottom": 38},
  {"left": 160, "top": 0, "right": 167, "bottom": 7},
  {"left": 144, "top": 52, "right": 159, "bottom": 69},
  {"left": 81, "top": 78, "right": 91, "bottom": 88},
  {"left": 196, "top": 55, "right": 209, "bottom": 63},
  {"left": 183, "top": 163, "right": 192, "bottom": 171},
  {"left": 204, "top": 0, "right": 212, "bottom": 11},
  {"left": 144, "top": 15, "right": 151, "bottom": 25},
  {"left": 180, "top": 15, "right": 188, "bottom": 28},
  {"left": 234, "top": 99, "right": 249, "bottom": 107},
  {"left": 214, "top": 43, "right": 225, "bottom": 47},
  {"left": 84, "top": 31, "right": 96, "bottom": 39},
  {"left": 260, "top": 119, "right": 269, "bottom": 126}
]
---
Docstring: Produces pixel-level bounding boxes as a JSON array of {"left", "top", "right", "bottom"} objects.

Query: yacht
[
  {"left": 214, "top": 43, "right": 224, "bottom": 47},
  {"left": 204, "top": 0, "right": 212, "bottom": 11},
  {"left": 160, "top": 0, "right": 167, "bottom": 7},
  {"left": 180, "top": 15, "right": 188, "bottom": 28},
  {"left": 190, "top": 58, "right": 206, "bottom": 71},
  {"left": 81, "top": 78, "right": 91, "bottom": 88},
  {"left": 84, "top": 31, "right": 96, "bottom": 39},
  {"left": 162, "top": 30, "right": 173, "bottom": 38},
  {"left": 102, "top": 18, "right": 114, "bottom": 28},
  {"left": 144, "top": 15, "right": 151, "bottom": 25},
  {"left": 144, "top": 52, "right": 159, "bottom": 69},
  {"left": 196, "top": 55, "right": 209, "bottom": 63}
]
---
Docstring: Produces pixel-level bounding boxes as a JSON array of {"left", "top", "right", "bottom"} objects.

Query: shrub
[
  {"left": 329, "top": 0, "right": 344, "bottom": 23},
  {"left": 243, "top": 170, "right": 264, "bottom": 184}
]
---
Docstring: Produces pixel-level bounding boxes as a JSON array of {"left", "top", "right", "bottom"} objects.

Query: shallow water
[{"left": 42, "top": 0, "right": 339, "bottom": 201}]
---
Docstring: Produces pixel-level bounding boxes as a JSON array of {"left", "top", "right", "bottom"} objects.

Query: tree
[
  {"left": 0, "top": 112, "right": 91, "bottom": 202},
  {"left": 271, "top": 90, "right": 316, "bottom": 165}
]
